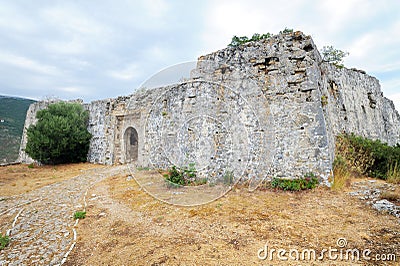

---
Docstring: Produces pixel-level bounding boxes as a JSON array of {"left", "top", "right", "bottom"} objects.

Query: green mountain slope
[{"left": 0, "top": 96, "right": 36, "bottom": 163}]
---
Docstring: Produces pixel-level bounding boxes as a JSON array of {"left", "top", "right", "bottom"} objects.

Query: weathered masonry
[{"left": 19, "top": 31, "right": 400, "bottom": 185}]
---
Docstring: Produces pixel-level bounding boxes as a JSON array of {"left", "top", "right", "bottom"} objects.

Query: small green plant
[
  {"left": 0, "top": 234, "right": 10, "bottom": 250},
  {"left": 223, "top": 171, "right": 234, "bottom": 185},
  {"left": 321, "top": 45, "right": 349, "bottom": 68},
  {"left": 165, "top": 163, "right": 205, "bottom": 187},
  {"left": 280, "top": 27, "right": 294, "bottom": 34},
  {"left": 321, "top": 95, "right": 328, "bottom": 107},
  {"left": 73, "top": 211, "right": 86, "bottom": 219},
  {"left": 271, "top": 173, "right": 319, "bottom": 191},
  {"left": 162, "top": 111, "right": 168, "bottom": 116},
  {"left": 28, "top": 163, "right": 34, "bottom": 169}
]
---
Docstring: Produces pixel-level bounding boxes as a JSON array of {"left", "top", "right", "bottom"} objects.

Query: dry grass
[
  {"left": 0, "top": 163, "right": 102, "bottom": 197},
  {"left": 65, "top": 171, "right": 400, "bottom": 266},
  {"left": 332, "top": 155, "right": 352, "bottom": 191},
  {"left": 387, "top": 161, "right": 400, "bottom": 184},
  {"left": 381, "top": 191, "right": 400, "bottom": 202},
  {"left": 1, "top": 164, "right": 398, "bottom": 265}
]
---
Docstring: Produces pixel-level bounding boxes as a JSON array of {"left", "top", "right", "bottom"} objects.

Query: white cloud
[
  {"left": 58, "top": 86, "right": 82, "bottom": 93},
  {"left": 108, "top": 63, "right": 141, "bottom": 80},
  {"left": 0, "top": 52, "right": 60, "bottom": 75},
  {"left": 0, "top": 3, "right": 37, "bottom": 33}
]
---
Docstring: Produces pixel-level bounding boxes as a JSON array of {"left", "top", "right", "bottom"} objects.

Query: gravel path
[{"left": 0, "top": 165, "right": 128, "bottom": 266}]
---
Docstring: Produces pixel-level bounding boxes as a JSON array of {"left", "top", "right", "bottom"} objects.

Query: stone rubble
[{"left": 348, "top": 180, "right": 400, "bottom": 220}]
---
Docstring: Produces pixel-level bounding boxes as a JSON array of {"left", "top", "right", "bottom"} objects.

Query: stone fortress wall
[{"left": 19, "top": 31, "right": 400, "bottom": 184}]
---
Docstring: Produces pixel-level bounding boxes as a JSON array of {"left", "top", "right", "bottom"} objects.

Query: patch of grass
[
  {"left": 0, "top": 234, "right": 10, "bottom": 250},
  {"left": 74, "top": 211, "right": 86, "bottom": 220},
  {"left": 223, "top": 171, "right": 234, "bottom": 185},
  {"left": 271, "top": 172, "right": 318, "bottom": 191},
  {"left": 28, "top": 163, "right": 35, "bottom": 169},
  {"left": 332, "top": 155, "right": 351, "bottom": 190},
  {"left": 387, "top": 161, "right": 400, "bottom": 184}
]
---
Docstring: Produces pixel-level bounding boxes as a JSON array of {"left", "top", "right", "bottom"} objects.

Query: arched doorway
[{"left": 124, "top": 127, "right": 138, "bottom": 162}]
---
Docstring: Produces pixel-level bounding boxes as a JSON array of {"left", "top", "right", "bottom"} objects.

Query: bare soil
[
  {"left": 1, "top": 165, "right": 399, "bottom": 265},
  {"left": 64, "top": 169, "right": 399, "bottom": 266}
]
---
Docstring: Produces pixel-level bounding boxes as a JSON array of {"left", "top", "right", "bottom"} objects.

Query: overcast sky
[{"left": 0, "top": 0, "right": 399, "bottom": 111}]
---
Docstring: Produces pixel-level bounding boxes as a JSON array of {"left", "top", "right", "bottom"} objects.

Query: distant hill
[{"left": 0, "top": 96, "right": 36, "bottom": 163}]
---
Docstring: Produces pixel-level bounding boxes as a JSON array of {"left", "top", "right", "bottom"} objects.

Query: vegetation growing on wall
[
  {"left": 228, "top": 28, "right": 294, "bottom": 47},
  {"left": 25, "top": 102, "right": 92, "bottom": 165},
  {"left": 321, "top": 45, "right": 349, "bottom": 68}
]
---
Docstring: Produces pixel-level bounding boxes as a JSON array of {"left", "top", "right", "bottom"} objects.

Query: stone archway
[{"left": 124, "top": 127, "right": 138, "bottom": 162}]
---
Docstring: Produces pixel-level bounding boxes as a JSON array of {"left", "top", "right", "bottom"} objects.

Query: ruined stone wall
[
  {"left": 322, "top": 63, "right": 400, "bottom": 145},
  {"left": 19, "top": 31, "right": 400, "bottom": 184}
]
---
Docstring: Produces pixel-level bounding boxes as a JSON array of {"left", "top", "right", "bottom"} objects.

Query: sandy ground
[
  {"left": 0, "top": 163, "right": 102, "bottom": 197},
  {"left": 63, "top": 169, "right": 399, "bottom": 266},
  {"left": 1, "top": 165, "right": 399, "bottom": 265}
]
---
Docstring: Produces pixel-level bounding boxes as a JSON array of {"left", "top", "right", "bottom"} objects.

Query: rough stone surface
[
  {"left": 0, "top": 166, "right": 128, "bottom": 265},
  {"left": 18, "top": 31, "right": 400, "bottom": 184},
  {"left": 349, "top": 180, "right": 400, "bottom": 219}
]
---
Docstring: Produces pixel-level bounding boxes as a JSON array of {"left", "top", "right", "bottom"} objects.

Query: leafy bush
[
  {"left": 73, "top": 211, "right": 86, "bottom": 219},
  {"left": 271, "top": 173, "right": 319, "bottom": 191},
  {"left": 0, "top": 234, "right": 10, "bottom": 250},
  {"left": 25, "top": 102, "right": 92, "bottom": 164},
  {"left": 321, "top": 45, "right": 349, "bottom": 68},
  {"left": 335, "top": 133, "right": 400, "bottom": 181},
  {"left": 165, "top": 163, "right": 204, "bottom": 187}
]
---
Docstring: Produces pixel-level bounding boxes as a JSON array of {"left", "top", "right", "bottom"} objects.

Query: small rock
[
  {"left": 98, "top": 212, "right": 106, "bottom": 217},
  {"left": 126, "top": 175, "right": 134, "bottom": 181},
  {"left": 373, "top": 199, "right": 392, "bottom": 209}
]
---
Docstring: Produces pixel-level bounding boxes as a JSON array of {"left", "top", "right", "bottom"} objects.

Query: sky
[{"left": 0, "top": 0, "right": 399, "bottom": 111}]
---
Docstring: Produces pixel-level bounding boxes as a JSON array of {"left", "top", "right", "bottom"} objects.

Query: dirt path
[
  {"left": 66, "top": 169, "right": 399, "bottom": 266},
  {"left": 0, "top": 165, "right": 128, "bottom": 265},
  {"left": 1, "top": 166, "right": 399, "bottom": 265}
]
